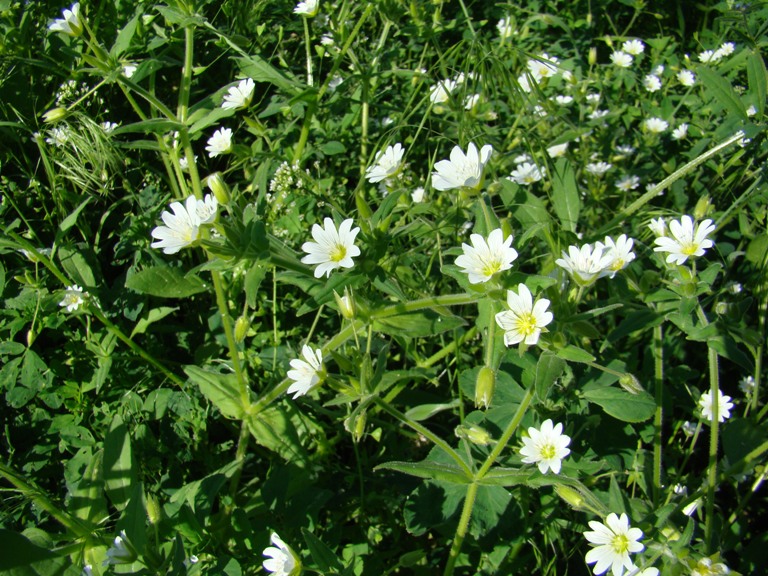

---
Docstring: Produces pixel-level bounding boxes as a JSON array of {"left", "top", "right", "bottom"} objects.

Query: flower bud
[
  {"left": 554, "top": 484, "right": 586, "bottom": 510},
  {"left": 146, "top": 495, "right": 162, "bottom": 525},
  {"left": 344, "top": 411, "right": 367, "bottom": 443},
  {"left": 454, "top": 424, "right": 492, "bottom": 446},
  {"left": 206, "top": 172, "right": 230, "bottom": 205},
  {"left": 588, "top": 47, "right": 597, "bottom": 66},
  {"left": 694, "top": 195, "right": 712, "bottom": 220},
  {"left": 619, "top": 373, "right": 644, "bottom": 395},
  {"left": 333, "top": 288, "right": 355, "bottom": 319},
  {"left": 43, "top": 107, "right": 68, "bottom": 123},
  {"left": 234, "top": 315, "right": 250, "bottom": 343},
  {"left": 475, "top": 366, "right": 496, "bottom": 409}
]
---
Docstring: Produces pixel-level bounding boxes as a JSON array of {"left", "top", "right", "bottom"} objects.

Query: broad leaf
[
  {"left": 126, "top": 267, "right": 208, "bottom": 298},
  {"left": 582, "top": 387, "right": 655, "bottom": 422}
]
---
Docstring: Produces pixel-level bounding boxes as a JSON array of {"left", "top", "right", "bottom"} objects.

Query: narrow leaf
[
  {"left": 698, "top": 66, "right": 747, "bottom": 120},
  {"left": 185, "top": 366, "right": 245, "bottom": 420},
  {"left": 556, "top": 345, "right": 596, "bottom": 363},
  {"left": 126, "top": 267, "right": 208, "bottom": 298},
  {"left": 535, "top": 352, "right": 566, "bottom": 401},
  {"left": 550, "top": 158, "right": 581, "bottom": 232},
  {"left": 375, "top": 460, "right": 472, "bottom": 484},
  {"left": 582, "top": 387, "right": 655, "bottom": 422},
  {"left": 103, "top": 416, "right": 137, "bottom": 511}
]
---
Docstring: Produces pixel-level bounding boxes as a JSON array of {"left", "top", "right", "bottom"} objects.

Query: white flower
[
  {"left": 682, "top": 420, "right": 697, "bottom": 437},
  {"left": 547, "top": 142, "right": 569, "bottom": 158},
  {"left": 464, "top": 93, "right": 481, "bottom": 110},
  {"left": 586, "top": 162, "right": 612, "bottom": 175},
  {"left": 596, "top": 235, "right": 636, "bottom": 277},
  {"left": 301, "top": 217, "right": 361, "bottom": 278},
  {"left": 653, "top": 215, "right": 715, "bottom": 265},
  {"left": 622, "top": 39, "right": 645, "bottom": 55},
  {"left": 123, "top": 63, "right": 137, "bottom": 78},
  {"left": 513, "top": 153, "right": 532, "bottom": 164},
  {"left": 497, "top": 17, "right": 515, "bottom": 39},
  {"left": 615, "top": 175, "right": 640, "bottom": 192},
  {"left": 615, "top": 144, "right": 635, "bottom": 155},
  {"left": 584, "top": 513, "right": 644, "bottom": 576},
  {"left": 589, "top": 109, "right": 609, "bottom": 120},
  {"left": 556, "top": 243, "right": 613, "bottom": 286},
  {"left": 455, "top": 228, "right": 518, "bottom": 284},
  {"left": 508, "top": 162, "right": 546, "bottom": 185},
  {"left": 746, "top": 104, "right": 757, "bottom": 117},
  {"left": 643, "top": 117, "right": 668, "bottom": 133},
  {"left": 632, "top": 568, "right": 659, "bottom": 576},
  {"left": 691, "top": 558, "right": 730, "bottom": 576},
  {"left": 286, "top": 345, "right": 324, "bottom": 398},
  {"left": 651, "top": 64, "right": 665, "bottom": 76},
  {"left": 648, "top": 217, "right": 666, "bottom": 237},
  {"left": 610, "top": 51, "right": 633, "bottom": 67},
  {"left": 677, "top": 69, "right": 696, "bottom": 87},
  {"left": 519, "top": 419, "right": 571, "bottom": 474},
  {"left": 586, "top": 93, "right": 601, "bottom": 104},
  {"left": 672, "top": 123, "right": 689, "bottom": 140},
  {"left": 263, "top": 533, "right": 300, "bottom": 576},
  {"left": 555, "top": 94, "right": 574, "bottom": 105},
  {"left": 494, "top": 284, "right": 553, "bottom": 346},
  {"left": 698, "top": 49, "right": 721, "bottom": 63},
  {"left": 411, "top": 187, "right": 425, "bottom": 203},
  {"left": 206, "top": 127, "right": 233, "bottom": 157},
  {"left": 59, "top": 285, "right": 85, "bottom": 312},
  {"left": 46, "top": 126, "right": 70, "bottom": 147},
  {"left": 101, "top": 121, "right": 119, "bottom": 133},
  {"left": 431, "top": 143, "right": 493, "bottom": 191},
  {"left": 49, "top": 3, "right": 83, "bottom": 36},
  {"left": 429, "top": 78, "right": 459, "bottom": 104},
  {"left": 699, "top": 389, "right": 734, "bottom": 423},
  {"left": 739, "top": 375, "right": 755, "bottom": 394},
  {"left": 643, "top": 74, "right": 661, "bottom": 92},
  {"left": 82, "top": 565, "right": 93, "bottom": 576},
  {"left": 293, "top": 0, "right": 319, "bottom": 17},
  {"left": 103, "top": 531, "right": 135, "bottom": 566},
  {"left": 528, "top": 53, "right": 559, "bottom": 79},
  {"left": 715, "top": 42, "right": 735, "bottom": 58},
  {"left": 150, "top": 194, "right": 217, "bottom": 254},
  {"left": 365, "top": 143, "right": 404, "bottom": 183},
  {"left": 222, "top": 78, "right": 255, "bottom": 110}
]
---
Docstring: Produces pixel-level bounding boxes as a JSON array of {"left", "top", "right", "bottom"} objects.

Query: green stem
[
  {"left": 303, "top": 17, "right": 314, "bottom": 87},
  {"left": 652, "top": 322, "right": 664, "bottom": 505},
  {"left": 418, "top": 327, "right": 477, "bottom": 369},
  {"left": 442, "top": 482, "right": 478, "bottom": 576},
  {"left": 484, "top": 301, "right": 496, "bottom": 368},
  {"left": 210, "top": 270, "right": 249, "bottom": 407}
]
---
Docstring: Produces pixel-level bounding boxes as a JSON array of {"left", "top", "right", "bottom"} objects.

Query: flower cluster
[
  {"left": 556, "top": 235, "right": 636, "bottom": 287},
  {"left": 150, "top": 194, "right": 218, "bottom": 254}
]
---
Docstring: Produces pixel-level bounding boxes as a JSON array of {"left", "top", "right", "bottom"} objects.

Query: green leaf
[
  {"left": 57, "top": 197, "right": 92, "bottom": 235},
  {"left": 372, "top": 309, "right": 466, "bottom": 338},
  {"left": 110, "top": 12, "right": 139, "bottom": 57},
  {"left": 550, "top": 158, "right": 581, "bottom": 232},
  {"left": 0, "top": 529, "right": 56, "bottom": 570},
  {"left": 130, "top": 307, "right": 179, "bottom": 339},
  {"left": 247, "top": 403, "right": 317, "bottom": 465},
  {"left": 746, "top": 50, "right": 767, "bottom": 119},
  {"left": 112, "top": 118, "right": 184, "bottom": 136},
  {"left": 477, "top": 467, "right": 534, "bottom": 487},
  {"left": 698, "top": 66, "right": 747, "bottom": 120},
  {"left": 301, "top": 529, "right": 345, "bottom": 573},
  {"left": 582, "top": 387, "right": 655, "bottom": 422},
  {"left": 58, "top": 246, "right": 97, "bottom": 288},
  {"left": 185, "top": 366, "right": 246, "bottom": 420},
  {"left": 235, "top": 55, "right": 302, "bottom": 94},
  {"left": 319, "top": 140, "right": 346, "bottom": 155},
  {"left": 405, "top": 400, "right": 461, "bottom": 422},
  {"left": 103, "top": 416, "right": 137, "bottom": 511},
  {"left": 723, "top": 418, "right": 767, "bottom": 467},
  {"left": 468, "top": 485, "right": 513, "bottom": 538},
  {"left": 244, "top": 263, "right": 268, "bottom": 309},
  {"left": 535, "top": 351, "right": 565, "bottom": 402},
  {"left": 375, "top": 460, "right": 472, "bottom": 484},
  {"left": 68, "top": 449, "right": 108, "bottom": 525},
  {"left": 556, "top": 345, "right": 595, "bottom": 363},
  {"left": 126, "top": 267, "right": 209, "bottom": 298}
]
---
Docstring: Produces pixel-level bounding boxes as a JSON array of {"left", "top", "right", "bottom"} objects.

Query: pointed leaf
[
  {"left": 375, "top": 460, "right": 472, "bottom": 484},
  {"left": 301, "top": 529, "right": 345, "bottom": 573},
  {"left": 185, "top": 366, "right": 245, "bottom": 420},
  {"left": 103, "top": 416, "right": 137, "bottom": 511},
  {"left": 582, "top": 387, "right": 655, "bottom": 422},
  {"left": 535, "top": 352, "right": 566, "bottom": 401},
  {"left": 126, "top": 267, "right": 208, "bottom": 298},
  {"left": 550, "top": 158, "right": 580, "bottom": 232},
  {"left": 698, "top": 66, "right": 747, "bottom": 120}
]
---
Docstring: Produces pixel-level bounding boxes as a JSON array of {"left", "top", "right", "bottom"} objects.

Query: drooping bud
[
  {"left": 554, "top": 484, "right": 586, "bottom": 510},
  {"left": 146, "top": 495, "right": 162, "bottom": 525},
  {"left": 206, "top": 172, "right": 230, "bottom": 205},
  {"left": 333, "top": 288, "right": 355, "bottom": 319},
  {"left": 693, "top": 195, "right": 712, "bottom": 220},
  {"left": 454, "top": 424, "right": 492, "bottom": 446},
  {"left": 475, "top": 366, "right": 496, "bottom": 409},
  {"left": 43, "top": 107, "right": 68, "bottom": 123},
  {"left": 234, "top": 315, "right": 250, "bottom": 343},
  {"left": 619, "top": 373, "right": 644, "bottom": 395}
]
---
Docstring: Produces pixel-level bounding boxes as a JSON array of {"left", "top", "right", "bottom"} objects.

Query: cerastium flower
[
  {"left": 287, "top": 345, "right": 325, "bottom": 398},
  {"left": 455, "top": 228, "right": 517, "bottom": 284},
  {"left": 431, "top": 142, "right": 493, "bottom": 191},
  {"left": 59, "top": 285, "right": 85, "bottom": 312},
  {"left": 263, "top": 532, "right": 301, "bottom": 576},
  {"left": 653, "top": 215, "right": 715, "bottom": 265},
  {"left": 495, "top": 284, "right": 553, "bottom": 346},
  {"left": 584, "top": 513, "right": 644, "bottom": 576},
  {"left": 698, "top": 389, "right": 733, "bottom": 423},
  {"left": 49, "top": 2, "right": 83, "bottom": 37},
  {"left": 301, "top": 218, "right": 361, "bottom": 278},
  {"left": 365, "top": 143, "right": 405, "bottom": 183},
  {"left": 150, "top": 194, "right": 218, "bottom": 255},
  {"left": 221, "top": 78, "right": 255, "bottom": 110},
  {"left": 519, "top": 419, "right": 571, "bottom": 474}
]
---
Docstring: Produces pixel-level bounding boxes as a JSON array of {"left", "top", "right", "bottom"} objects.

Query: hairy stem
[{"left": 652, "top": 322, "right": 664, "bottom": 505}]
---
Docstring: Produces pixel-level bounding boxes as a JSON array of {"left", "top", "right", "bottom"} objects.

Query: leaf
[
  {"left": 556, "top": 345, "right": 595, "bottom": 363},
  {"left": 697, "top": 66, "right": 747, "bottom": 120},
  {"left": 58, "top": 246, "right": 97, "bottom": 288},
  {"left": 468, "top": 485, "right": 513, "bottom": 538},
  {"left": 372, "top": 309, "right": 466, "bottom": 338},
  {"left": 550, "top": 158, "right": 581, "bottom": 232},
  {"left": 535, "top": 352, "right": 565, "bottom": 402},
  {"left": 301, "top": 529, "right": 345, "bottom": 573},
  {"left": 110, "top": 12, "right": 139, "bottom": 57},
  {"left": 247, "top": 403, "right": 317, "bottom": 466},
  {"left": 582, "top": 387, "right": 655, "bottom": 422},
  {"left": 746, "top": 50, "right": 767, "bottom": 119},
  {"left": 405, "top": 400, "right": 461, "bottom": 422},
  {"left": 126, "top": 267, "right": 208, "bottom": 298},
  {"left": 185, "top": 366, "right": 246, "bottom": 420},
  {"left": 722, "top": 418, "right": 767, "bottom": 467},
  {"left": 68, "top": 449, "right": 108, "bottom": 525},
  {"left": 57, "top": 197, "right": 92, "bottom": 235},
  {"left": 112, "top": 118, "right": 184, "bottom": 136},
  {"left": 0, "top": 529, "right": 56, "bottom": 569},
  {"left": 103, "top": 416, "right": 137, "bottom": 511},
  {"left": 404, "top": 481, "right": 466, "bottom": 536},
  {"left": 319, "top": 140, "right": 346, "bottom": 155},
  {"left": 477, "top": 467, "right": 534, "bottom": 487},
  {"left": 375, "top": 460, "right": 472, "bottom": 484},
  {"left": 244, "top": 263, "right": 268, "bottom": 309},
  {"left": 130, "top": 307, "right": 178, "bottom": 339},
  {"left": 234, "top": 55, "right": 302, "bottom": 94}
]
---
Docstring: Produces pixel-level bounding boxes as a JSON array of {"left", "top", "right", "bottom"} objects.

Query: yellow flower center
[
  {"left": 681, "top": 242, "right": 699, "bottom": 256},
  {"left": 482, "top": 259, "right": 502, "bottom": 278},
  {"left": 611, "top": 534, "right": 630, "bottom": 555},
  {"left": 330, "top": 243, "right": 347, "bottom": 263},
  {"left": 516, "top": 313, "right": 537, "bottom": 336},
  {"left": 540, "top": 443, "right": 556, "bottom": 460}
]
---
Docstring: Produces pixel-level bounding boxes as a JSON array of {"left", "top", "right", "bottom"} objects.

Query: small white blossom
[
  {"left": 429, "top": 78, "right": 459, "bottom": 104},
  {"left": 651, "top": 64, "right": 665, "bottom": 76},
  {"left": 653, "top": 215, "right": 715, "bottom": 265},
  {"left": 101, "top": 121, "right": 119, "bottom": 133},
  {"left": 589, "top": 109, "right": 609, "bottom": 120},
  {"left": 715, "top": 42, "right": 735, "bottom": 57},
  {"left": 527, "top": 53, "right": 560, "bottom": 80},
  {"left": 584, "top": 513, "right": 644, "bottom": 576},
  {"left": 615, "top": 175, "right": 640, "bottom": 192},
  {"left": 554, "top": 94, "right": 574, "bottom": 105},
  {"left": 746, "top": 104, "right": 757, "bottom": 117},
  {"left": 596, "top": 235, "right": 636, "bottom": 277},
  {"left": 497, "top": 17, "right": 515, "bottom": 39},
  {"left": 691, "top": 558, "right": 730, "bottom": 576},
  {"left": 150, "top": 194, "right": 217, "bottom": 254},
  {"left": 365, "top": 143, "right": 404, "bottom": 183},
  {"left": 586, "top": 162, "right": 612, "bottom": 175},
  {"left": 103, "top": 531, "right": 135, "bottom": 566},
  {"left": 222, "top": 78, "right": 255, "bottom": 110},
  {"left": 411, "top": 187, "right": 425, "bottom": 203},
  {"left": 263, "top": 532, "right": 300, "bottom": 576},
  {"left": 615, "top": 144, "right": 635, "bottom": 155},
  {"left": 286, "top": 345, "right": 324, "bottom": 398},
  {"left": 610, "top": 51, "right": 633, "bottom": 68},
  {"left": 556, "top": 243, "right": 613, "bottom": 287},
  {"left": 644, "top": 117, "right": 668, "bottom": 133},
  {"left": 495, "top": 284, "right": 553, "bottom": 346},
  {"left": 622, "top": 39, "right": 645, "bottom": 55},
  {"left": 698, "top": 49, "right": 721, "bottom": 63},
  {"left": 677, "top": 69, "right": 696, "bottom": 86},
  {"left": 547, "top": 142, "right": 569, "bottom": 158},
  {"left": 648, "top": 217, "right": 666, "bottom": 237},
  {"left": 431, "top": 143, "right": 493, "bottom": 191},
  {"left": 46, "top": 126, "right": 70, "bottom": 147},
  {"left": 699, "top": 389, "right": 734, "bottom": 423},
  {"left": 508, "top": 162, "right": 546, "bottom": 185},
  {"left": 672, "top": 123, "right": 689, "bottom": 140},
  {"left": 454, "top": 228, "right": 518, "bottom": 284},
  {"left": 206, "top": 127, "right": 233, "bottom": 157},
  {"left": 643, "top": 74, "right": 662, "bottom": 92},
  {"left": 293, "top": 0, "right": 319, "bottom": 17},
  {"left": 739, "top": 375, "right": 755, "bottom": 394},
  {"left": 586, "top": 93, "right": 601, "bottom": 104},
  {"left": 49, "top": 2, "right": 83, "bottom": 36},
  {"left": 59, "top": 285, "right": 85, "bottom": 312},
  {"left": 301, "top": 218, "right": 361, "bottom": 278},
  {"left": 519, "top": 419, "right": 571, "bottom": 474},
  {"left": 123, "top": 63, "right": 137, "bottom": 78}
]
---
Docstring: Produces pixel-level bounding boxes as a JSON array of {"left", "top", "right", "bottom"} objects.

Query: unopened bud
[
  {"left": 455, "top": 424, "right": 492, "bottom": 446},
  {"left": 206, "top": 172, "right": 230, "bottom": 205},
  {"left": 588, "top": 47, "right": 597, "bottom": 66},
  {"left": 43, "top": 107, "right": 68, "bottom": 123},
  {"left": 146, "top": 495, "right": 162, "bottom": 525},
  {"left": 619, "top": 373, "right": 644, "bottom": 395},
  {"left": 475, "top": 366, "right": 496, "bottom": 409},
  {"left": 693, "top": 196, "right": 712, "bottom": 220},
  {"left": 554, "top": 484, "right": 586, "bottom": 510},
  {"left": 333, "top": 288, "right": 355, "bottom": 319},
  {"left": 344, "top": 411, "right": 367, "bottom": 443},
  {"left": 234, "top": 315, "right": 250, "bottom": 343}
]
